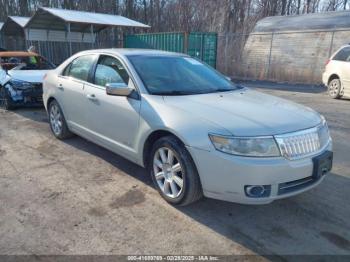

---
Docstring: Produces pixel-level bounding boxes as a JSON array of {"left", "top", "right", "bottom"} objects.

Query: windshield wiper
[
  {"left": 209, "top": 85, "right": 244, "bottom": 93},
  {"left": 215, "top": 88, "right": 234, "bottom": 92},
  {"left": 152, "top": 91, "right": 197, "bottom": 96}
]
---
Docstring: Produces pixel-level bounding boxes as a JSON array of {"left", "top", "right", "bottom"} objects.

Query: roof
[
  {"left": 26, "top": 7, "right": 150, "bottom": 32},
  {"left": 254, "top": 10, "right": 350, "bottom": 32},
  {"left": 0, "top": 51, "right": 38, "bottom": 57},
  {"left": 1, "top": 16, "right": 31, "bottom": 35},
  {"left": 76, "top": 48, "right": 187, "bottom": 57},
  {"left": 8, "top": 16, "right": 30, "bottom": 27}
]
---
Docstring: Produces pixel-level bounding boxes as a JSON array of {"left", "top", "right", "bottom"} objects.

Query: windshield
[{"left": 127, "top": 55, "right": 237, "bottom": 95}]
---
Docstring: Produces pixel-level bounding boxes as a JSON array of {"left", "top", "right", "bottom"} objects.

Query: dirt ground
[{"left": 0, "top": 83, "right": 349, "bottom": 258}]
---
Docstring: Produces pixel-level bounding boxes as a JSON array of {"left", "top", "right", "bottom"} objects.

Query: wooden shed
[{"left": 241, "top": 11, "right": 350, "bottom": 84}]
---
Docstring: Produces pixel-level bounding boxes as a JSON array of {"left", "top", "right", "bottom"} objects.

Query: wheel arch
[
  {"left": 328, "top": 74, "right": 340, "bottom": 85},
  {"left": 142, "top": 129, "right": 186, "bottom": 168},
  {"left": 47, "top": 96, "right": 56, "bottom": 109}
]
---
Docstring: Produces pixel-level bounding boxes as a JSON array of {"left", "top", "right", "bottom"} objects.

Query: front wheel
[
  {"left": 328, "top": 78, "right": 342, "bottom": 99},
  {"left": 149, "top": 136, "right": 203, "bottom": 206}
]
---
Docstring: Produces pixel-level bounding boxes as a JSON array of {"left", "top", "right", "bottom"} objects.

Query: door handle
[
  {"left": 86, "top": 94, "right": 97, "bottom": 101},
  {"left": 58, "top": 84, "right": 64, "bottom": 90}
]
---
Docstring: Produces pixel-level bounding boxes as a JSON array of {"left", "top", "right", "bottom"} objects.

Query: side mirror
[{"left": 106, "top": 83, "right": 133, "bottom": 97}]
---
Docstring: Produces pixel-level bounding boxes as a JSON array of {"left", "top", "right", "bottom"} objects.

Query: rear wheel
[
  {"left": 0, "top": 87, "right": 14, "bottom": 110},
  {"left": 328, "top": 78, "right": 342, "bottom": 99},
  {"left": 48, "top": 100, "right": 73, "bottom": 139},
  {"left": 149, "top": 136, "right": 203, "bottom": 206}
]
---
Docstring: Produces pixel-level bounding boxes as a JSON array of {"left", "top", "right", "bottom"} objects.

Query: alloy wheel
[
  {"left": 153, "top": 147, "right": 184, "bottom": 198},
  {"left": 50, "top": 103, "right": 63, "bottom": 136},
  {"left": 329, "top": 80, "right": 340, "bottom": 97}
]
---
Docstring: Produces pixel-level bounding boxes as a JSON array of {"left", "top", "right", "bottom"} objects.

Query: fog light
[{"left": 245, "top": 185, "right": 271, "bottom": 198}]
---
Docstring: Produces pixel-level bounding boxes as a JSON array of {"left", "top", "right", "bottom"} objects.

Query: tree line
[{"left": 0, "top": 0, "right": 349, "bottom": 34}]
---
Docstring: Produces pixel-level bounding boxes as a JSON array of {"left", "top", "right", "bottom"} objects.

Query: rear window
[{"left": 333, "top": 47, "right": 350, "bottom": 61}]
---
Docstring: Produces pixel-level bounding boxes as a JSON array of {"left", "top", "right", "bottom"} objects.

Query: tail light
[{"left": 325, "top": 59, "right": 330, "bottom": 66}]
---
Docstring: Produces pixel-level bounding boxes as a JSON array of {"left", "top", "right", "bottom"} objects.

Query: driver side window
[{"left": 94, "top": 55, "right": 130, "bottom": 87}]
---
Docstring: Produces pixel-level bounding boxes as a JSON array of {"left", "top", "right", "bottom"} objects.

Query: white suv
[{"left": 323, "top": 45, "right": 350, "bottom": 99}]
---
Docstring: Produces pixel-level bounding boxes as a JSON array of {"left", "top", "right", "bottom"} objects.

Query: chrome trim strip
[{"left": 279, "top": 178, "right": 314, "bottom": 190}]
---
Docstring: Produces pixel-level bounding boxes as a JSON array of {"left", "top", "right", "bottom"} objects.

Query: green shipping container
[{"left": 124, "top": 32, "right": 217, "bottom": 68}]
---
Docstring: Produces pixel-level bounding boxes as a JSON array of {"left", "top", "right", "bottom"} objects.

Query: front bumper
[
  {"left": 6, "top": 83, "right": 44, "bottom": 107},
  {"left": 187, "top": 143, "right": 332, "bottom": 204}
]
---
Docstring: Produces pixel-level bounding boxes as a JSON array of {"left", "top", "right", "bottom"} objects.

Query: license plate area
[{"left": 312, "top": 151, "right": 333, "bottom": 179}]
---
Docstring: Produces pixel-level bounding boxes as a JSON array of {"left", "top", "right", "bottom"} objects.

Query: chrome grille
[{"left": 275, "top": 122, "right": 330, "bottom": 159}]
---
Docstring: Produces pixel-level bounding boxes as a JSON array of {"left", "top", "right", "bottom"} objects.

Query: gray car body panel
[{"left": 162, "top": 89, "right": 321, "bottom": 137}]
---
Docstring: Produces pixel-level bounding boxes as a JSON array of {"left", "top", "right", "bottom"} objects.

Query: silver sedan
[{"left": 43, "top": 49, "right": 333, "bottom": 206}]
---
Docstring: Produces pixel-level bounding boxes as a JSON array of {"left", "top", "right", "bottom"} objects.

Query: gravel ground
[{"left": 0, "top": 83, "right": 349, "bottom": 259}]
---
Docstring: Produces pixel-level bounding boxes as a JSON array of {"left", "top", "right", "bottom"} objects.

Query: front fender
[{"left": 135, "top": 95, "right": 231, "bottom": 166}]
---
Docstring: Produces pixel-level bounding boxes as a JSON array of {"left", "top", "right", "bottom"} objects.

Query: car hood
[
  {"left": 163, "top": 88, "right": 322, "bottom": 136},
  {"left": 7, "top": 69, "right": 49, "bottom": 83}
]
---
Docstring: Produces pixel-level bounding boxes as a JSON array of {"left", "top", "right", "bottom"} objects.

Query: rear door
[{"left": 56, "top": 54, "right": 97, "bottom": 130}]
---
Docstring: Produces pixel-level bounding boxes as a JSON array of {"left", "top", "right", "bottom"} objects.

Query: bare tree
[{"left": 0, "top": 0, "right": 349, "bottom": 34}]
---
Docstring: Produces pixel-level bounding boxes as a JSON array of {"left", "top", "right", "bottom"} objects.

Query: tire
[
  {"left": 328, "top": 78, "right": 342, "bottom": 99},
  {"left": 0, "top": 87, "right": 14, "bottom": 110},
  {"left": 48, "top": 99, "right": 73, "bottom": 139},
  {"left": 149, "top": 136, "right": 203, "bottom": 206}
]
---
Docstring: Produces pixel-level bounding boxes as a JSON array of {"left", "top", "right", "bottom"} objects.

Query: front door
[
  {"left": 342, "top": 61, "right": 350, "bottom": 97},
  {"left": 334, "top": 47, "right": 350, "bottom": 96},
  {"left": 83, "top": 55, "right": 141, "bottom": 160}
]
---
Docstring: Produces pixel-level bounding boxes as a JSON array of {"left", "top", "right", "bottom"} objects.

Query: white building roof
[
  {"left": 8, "top": 16, "right": 30, "bottom": 27},
  {"left": 26, "top": 7, "right": 150, "bottom": 32},
  {"left": 254, "top": 10, "right": 350, "bottom": 32},
  {"left": 0, "top": 16, "right": 30, "bottom": 36}
]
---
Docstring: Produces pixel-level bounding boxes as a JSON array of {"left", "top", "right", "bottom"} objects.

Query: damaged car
[{"left": 0, "top": 51, "right": 56, "bottom": 110}]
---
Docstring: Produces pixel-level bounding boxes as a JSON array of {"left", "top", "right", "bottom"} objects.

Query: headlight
[
  {"left": 9, "top": 79, "right": 33, "bottom": 90},
  {"left": 209, "top": 134, "right": 281, "bottom": 157}
]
